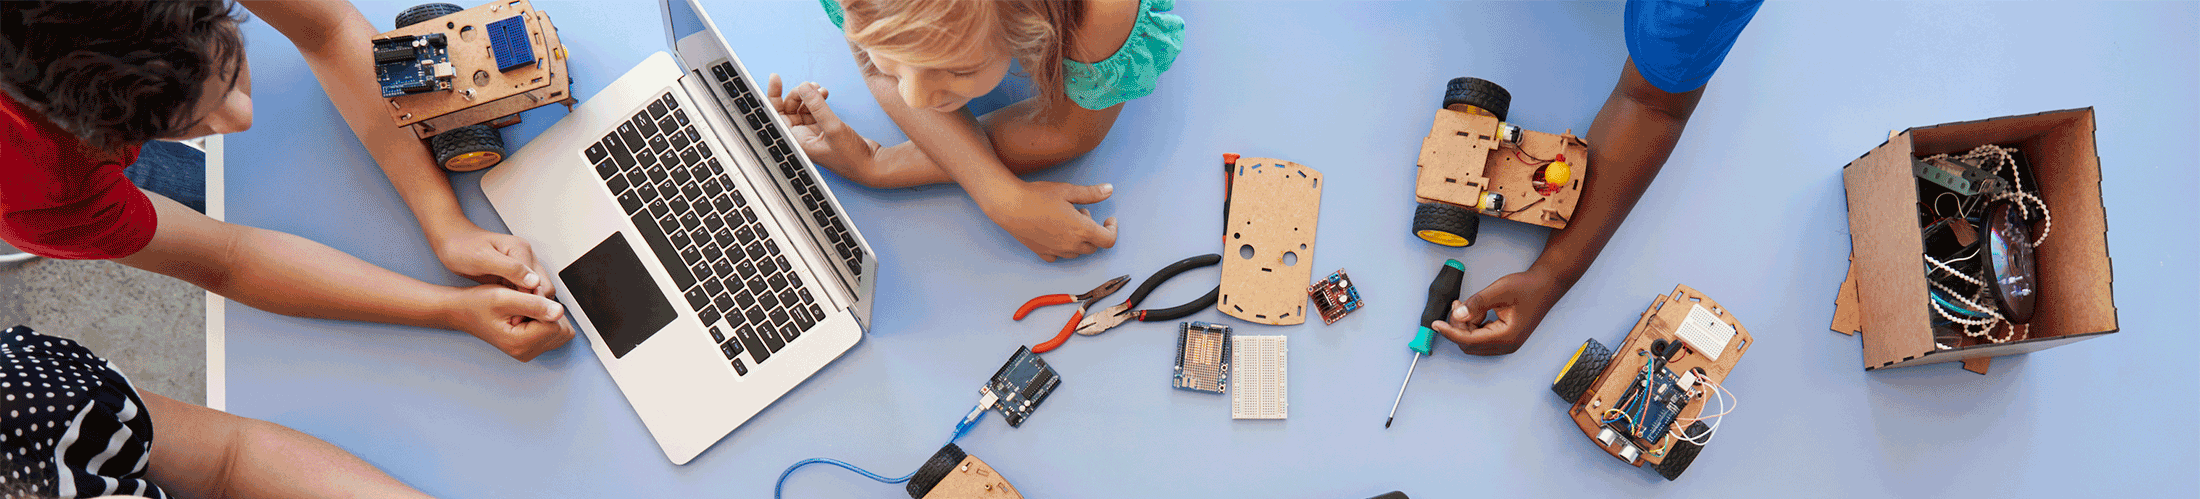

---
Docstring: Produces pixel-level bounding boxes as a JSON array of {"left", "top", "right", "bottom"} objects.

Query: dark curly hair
[{"left": 0, "top": 0, "right": 245, "bottom": 152}]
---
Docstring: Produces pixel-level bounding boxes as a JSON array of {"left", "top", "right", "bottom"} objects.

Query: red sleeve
[{"left": 0, "top": 94, "right": 160, "bottom": 260}]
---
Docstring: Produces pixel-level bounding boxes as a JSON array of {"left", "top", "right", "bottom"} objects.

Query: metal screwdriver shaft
[{"left": 1387, "top": 259, "right": 1464, "bottom": 428}]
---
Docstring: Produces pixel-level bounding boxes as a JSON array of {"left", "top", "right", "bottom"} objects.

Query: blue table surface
[{"left": 224, "top": 1, "right": 2199, "bottom": 497}]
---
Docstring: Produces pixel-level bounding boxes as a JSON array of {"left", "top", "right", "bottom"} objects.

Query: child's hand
[
  {"left": 442, "top": 284, "right": 574, "bottom": 362},
  {"left": 768, "top": 74, "right": 880, "bottom": 178},
  {"left": 980, "top": 181, "right": 1120, "bottom": 262},
  {"left": 430, "top": 226, "right": 554, "bottom": 298},
  {"left": 1429, "top": 269, "right": 1567, "bottom": 356}
]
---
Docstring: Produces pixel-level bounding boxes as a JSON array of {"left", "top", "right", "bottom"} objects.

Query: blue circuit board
[
  {"left": 985, "top": 346, "right": 1059, "bottom": 427},
  {"left": 1611, "top": 358, "right": 1688, "bottom": 444},
  {"left": 486, "top": 15, "right": 536, "bottom": 72},
  {"left": 1173, "top": 321, "right": 1231, "bottom": 393},
  {"left": 373, "top": 33, "right": 450, "bottom": 98}
]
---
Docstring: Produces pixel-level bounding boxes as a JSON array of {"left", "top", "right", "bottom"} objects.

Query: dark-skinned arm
[{"left": 1431, "top": 58, "right": 1707, "bottom": 355}]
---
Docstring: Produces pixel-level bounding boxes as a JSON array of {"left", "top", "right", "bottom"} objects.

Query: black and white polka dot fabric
[{"left": 0, "top": 326, "right": 165, "bottom": 499}]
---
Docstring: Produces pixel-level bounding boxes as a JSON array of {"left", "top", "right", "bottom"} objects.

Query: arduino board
[
  {"left": 984, "top": 346, "right": 1060, "bottom": 427},
  {"left": 372, "top": 33, "right": 452, "bottom": 98},
  {"left": 1173, "top": 322, "right": 1232, "bottom": 393}
]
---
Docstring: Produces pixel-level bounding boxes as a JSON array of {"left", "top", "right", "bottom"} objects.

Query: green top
[
  {"left": 821, "top": 0, "right": 1185, "bottom": 110},
  {"left": 1444, "top": 259, "right": 1464, "bottom": 271}
]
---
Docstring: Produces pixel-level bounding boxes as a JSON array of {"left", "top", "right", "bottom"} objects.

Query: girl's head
[
  {"left": 836, "top": 0, "right": 1081, "bottom": 112},
  {"left": 0, "top": 0, "right": 252, "bottom": 151}
]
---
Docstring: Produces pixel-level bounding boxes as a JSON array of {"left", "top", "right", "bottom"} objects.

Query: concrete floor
[{"left": 0, "top": 242, "right": 206, "bottom": 405}]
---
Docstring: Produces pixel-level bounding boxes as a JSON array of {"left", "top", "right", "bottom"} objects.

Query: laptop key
[
  {"left": 713, "top": 293, "right": 737, "bottom": 317},
  {"left": 633, "top": 113, "right": 659, "bottom": 139},
  {"left": 664, "top": 93, "right": 681, "bottom": 109},
  {"left": 808, "top": 304, "right": 826, "bottom": 323},
  {"left": 702, "top": 241, "right": 724, "bottom": 263},
  {"left": 719, "top": 341, "right": 740, "bottom": 360},
  {"left": 685, "top": 127, "right": 701, "bottom": 144},
  {"left": 732, "top": 288, "right": 756, "bottom": 311},
  {"left": 710, "top": 63, "right": 730, "bottom": 81},
  {"left": 730, "top": 357, "right": 748, "bottom": 376},
  {"left": 736, "top": 327, "right": 770, "bottom": 364},
  {"left": 616, "top": 190, "right": 644, "bottom": 214},
  {"left": 617, "top": 122, "right": 645, "bottom": 156},
  {"left": 758, "top": 288, "right": 780, "bottom": 310},
  {"left": 669, "top": 164, "right": 693, "bottom": 185},
  {"left": 669, "top": 127, "right": 693, "bottom": 150},
  {"left": 648, "top": 99, "right": 668, "bottom": 122},
  {"left": 673, "top": 108, "right": 690, "bottom": 125},
  {"left": 657, "top": 151, "right": 679, "bottom": 170},
  {"left": 793, "top": 303, "right": 817, "bottom": 332},
  {"left": 698, "top": 304, "right": 720, "bottom": 326},
  {"left": 668, "top": 227, "right": 692, "bottom": 251},
  {"left": 657, "top": 116, "right": 678, "bottom": 138},
  {"left": 778, "top": 321, "right": 801, "bottom": 343},
  {"left": 678, "top": 212, "right": 704, "bottom": 234},
  {"left": 683, "top": 286, "right": 709, "bottom": 311},
  {"left": 680, "top": 146, "right": 703, "bottom": 168},
  {"left": 744, "top": 241, "right": 767, "bottom": 261},
  {"left": 756, "top": 255, "right": 779, "bottom": 275},
  {"left": 766, "top": 273, "right": 789, "bottom": 293},
  {"left": 585, "top": 141, "right": 610, "bottom": 164},
  {"left": 759, "top": 322, "right": 786, "bottom": 353},
  {"left": 604, "top": 171, "right": 630, "bottom": 194}
]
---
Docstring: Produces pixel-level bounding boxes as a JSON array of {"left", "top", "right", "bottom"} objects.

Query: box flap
[
  {"left": 1830, "top": 253, "right": 1861, "bottom": 336},
  {"left": 1843, "top": 133, "right": 1936, "bottom": 368},
  {"left": 1876, "top": 330, "right": 2112, "bottom": 370}
]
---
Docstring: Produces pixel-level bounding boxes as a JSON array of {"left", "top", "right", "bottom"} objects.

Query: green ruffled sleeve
[{"left": 1062, "top": 0, "right": 1186, "bottom": 110}]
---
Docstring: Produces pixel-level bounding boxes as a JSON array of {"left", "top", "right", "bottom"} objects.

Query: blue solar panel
[{"left": 487, "top": 15, "right": 535, "bottom": 72}]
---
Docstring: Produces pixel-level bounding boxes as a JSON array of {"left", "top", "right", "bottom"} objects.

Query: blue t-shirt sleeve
[{"left": 1624, "top": 0, "right": 1764, "bottom": 93}]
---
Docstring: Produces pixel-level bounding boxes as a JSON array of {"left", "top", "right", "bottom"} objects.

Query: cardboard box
[{"left": 1831, "top": 108, "right": 2117, "bottom": 373}]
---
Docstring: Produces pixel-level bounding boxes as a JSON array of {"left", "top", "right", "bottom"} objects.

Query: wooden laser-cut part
[
  {"left": 378, "top": 0, "right": 575, "bottom": 139},
  {"left": 1218, "top": 157, "right": 1321, "bottom": 325},
  {"left": 1564, "top": 284, "right": 1751, "bottom": 469},
  {"left": 1415, "top": 108, "right": 1589, "bottom": 228},
  {"left": 919, "top": 455, "right": 1023, "bottom": 499}
]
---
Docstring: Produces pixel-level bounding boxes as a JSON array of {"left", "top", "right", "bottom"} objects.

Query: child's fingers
[
  {"left": 768, "top": 73, "right": 784, "bottom": 101},
  {"left": 789, "top": 84, "right": 843, "bottom": 123},
  {"left": 1089, "top": 216, "right": 1119, "bottom": 249}
]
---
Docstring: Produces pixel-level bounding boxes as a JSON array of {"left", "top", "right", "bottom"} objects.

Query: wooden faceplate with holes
[
  {"left": 919, "top": 455, "right": 1024, "bottom": 499},
  {"left": 1565, "top": 284, "right": 1751, "bottom": 468},
  {"left": 1219, "top": 157, "right": 1322, "bottom": 326},
  {"left": 1414, "top": 108, "right": 1589, "bottom": 229},
  {"left": 378, "top": 0, "right": 575, "bottom": 139}
]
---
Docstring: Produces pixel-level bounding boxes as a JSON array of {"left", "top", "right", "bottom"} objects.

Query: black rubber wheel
[
  {"left": 1655, "top": 421, "right": 1712, "bottom": 481},
  {"left": 1411, "top": 202, "right": 1479, "bottom": 247},
  {"left": 395, "top": 3, "right": 464, "bottom": 29},
  {"left": 431, "top": 124, "right": 507, "bottom": 171},
  {"left": 905, "top": 443, "right": 967, "bottom": 499},
  {"left": 1442, "top": 77, "right": 1512, "bottom": 122},
  {"left": 1551, "top": 337, "right": 1611, "bottom": 403}
]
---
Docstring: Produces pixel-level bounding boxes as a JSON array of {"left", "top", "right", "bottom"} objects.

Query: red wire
[{"left": 1511, "top": 148, "right": 1551, "bottom": 166}]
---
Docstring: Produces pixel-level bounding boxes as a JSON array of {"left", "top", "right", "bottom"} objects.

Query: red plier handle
[
  {"left": 1013, "top": 294, "right": 1076, "bottom": 320},
  {"left": 1032, "top": 308, "right": 1084, "bottom": 353}
]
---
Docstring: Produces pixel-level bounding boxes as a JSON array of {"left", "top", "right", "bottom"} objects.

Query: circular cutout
[
  {"left": 472, "top": 69, "right": 491, "bottom": 87},
  {"left": 1238, "top": 244, "right": 1254, "bottom": 260},
  {"left": 1233, "top": 233, "right": 1240, "bottom": 239},
  {"left": 446, "top": 21, "right": 455, "bottom": 29},
  {"left": 459, "top": 24, "right": 478, "bottom": 42},
  {"left": 1282, "top": 251, "right": 1298, "bottom": 266}
]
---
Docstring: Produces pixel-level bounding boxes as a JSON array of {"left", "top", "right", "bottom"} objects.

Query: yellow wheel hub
[
  {"left": 1416, "top": 229, "right": 1470, "bottom": 247},
  {"left": 1556, "top": 341, "right": 1589, "bottom": 385},
  {"left": 445, "top": 151, "right": 504, "bottom": 172},
  {"left": 1462, "top": 105, "right": 1497, "bottom": 118}
]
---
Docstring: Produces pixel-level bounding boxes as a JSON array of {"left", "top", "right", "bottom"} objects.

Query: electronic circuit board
[
  {"left": 985, "top": 346, "right": 1060, "bottom": 427},
  {"left": 485, "top": 15, "right": 537, "bottom": 72},
  {"left": 372, "top": 33, "right": 452, "bottom": 98},
  {"left": 1610, "top": 358, "right": 1689, "bottom": 445},
  {"left": 1308, "top": 269, "right": 1364, "bottom": 325},
  {"left": 1173, "top": 322, "right": 1232, "bottom": 394}
]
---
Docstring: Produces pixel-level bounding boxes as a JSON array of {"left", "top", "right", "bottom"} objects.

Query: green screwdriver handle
[{"left": 1413, "top": 260, "right": 1466, "bottom": 355}]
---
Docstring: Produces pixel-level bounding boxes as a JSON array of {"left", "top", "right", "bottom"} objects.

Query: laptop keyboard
[
  {"left": 708, "top": 62, "right": 866, "bottom": 283},
  {"left": 584, "top": 91, "right": 827, "bottom": 375}
]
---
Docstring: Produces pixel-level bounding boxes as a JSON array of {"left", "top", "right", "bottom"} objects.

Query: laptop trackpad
[{"left": 562, "top": 232, "right": 678, "bottom": 358}]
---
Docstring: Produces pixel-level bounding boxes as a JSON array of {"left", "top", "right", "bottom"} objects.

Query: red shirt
[{"left": 0, "top": 92, "right": 157, "bottom": 260}]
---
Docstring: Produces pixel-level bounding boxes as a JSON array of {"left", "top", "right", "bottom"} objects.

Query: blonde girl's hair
[{"left": 836, "top": 0, "right": 1084, "bottom": 104}]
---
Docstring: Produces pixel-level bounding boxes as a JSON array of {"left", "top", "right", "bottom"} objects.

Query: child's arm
[
  {"left": 238, "top": 0, "right": 555, "bottom": 297},
  {"left": 1430, "top": 59, "right": 1706, "bottom": 355},
  {"left": 139, "top": 389, "right": 440, "bottom": 499},
  {"left": 115, "top": 191, "right": 575, "bottom": 362}
]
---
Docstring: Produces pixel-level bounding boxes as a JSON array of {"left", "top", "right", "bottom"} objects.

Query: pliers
[
  {"left": 1077, "top": 254, "right": 1224, "bottom": 336},
  {"left": 1015, "top": 275, "right": 1130, "bottom": 353}
]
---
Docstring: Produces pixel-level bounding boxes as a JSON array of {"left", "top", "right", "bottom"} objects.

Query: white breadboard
[
  {"left": 1674, "top": 303, "right": 1737, "bottom": 361},
  {"left": 1231, "top": 335, "right": 1288, "bottom": 420}
]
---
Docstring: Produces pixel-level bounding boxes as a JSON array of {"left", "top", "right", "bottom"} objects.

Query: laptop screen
[{"left": 662, "top": 0, "right": 709, "bottom": 48}]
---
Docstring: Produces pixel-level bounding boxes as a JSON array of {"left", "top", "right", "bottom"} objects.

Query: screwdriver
[{"left": 1386, "top": 259, "right": 1465, "bottom": 428}]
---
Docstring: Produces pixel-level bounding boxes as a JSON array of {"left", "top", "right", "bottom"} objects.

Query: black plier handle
[{"left": 1077, "top": 254, "right": 1222, "bottom": 335}]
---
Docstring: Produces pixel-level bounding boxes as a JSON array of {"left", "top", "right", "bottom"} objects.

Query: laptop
[{"left": 480, "top": 0, "right": 878, "bottom": 464}]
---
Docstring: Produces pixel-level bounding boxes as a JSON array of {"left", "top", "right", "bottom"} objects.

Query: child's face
[
  {"left": 166, "top": 55, "right": 253, "bottom": 140},
  {"left": 864, "top": 39, "right": 1013, "bottom": 113}
]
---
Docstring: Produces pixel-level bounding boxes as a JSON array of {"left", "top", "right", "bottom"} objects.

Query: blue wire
[
  {"left": 1930, "top": 290, "right": 1994, "bottom": 318},
  {"left": 774, "top": 405, "right": 987, "bottom": 499}
]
